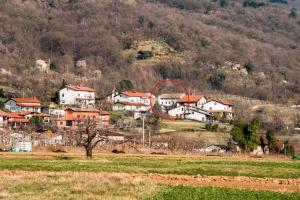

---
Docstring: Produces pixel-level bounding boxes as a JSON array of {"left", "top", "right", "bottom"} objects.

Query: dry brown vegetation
[{"left": 0, "top": 0, "right": 299, "bottom": 103}]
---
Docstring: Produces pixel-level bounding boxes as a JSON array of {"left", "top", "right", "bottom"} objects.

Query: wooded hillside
[{"left": 0, "top": 0, "right": 299, "bottom": 103}]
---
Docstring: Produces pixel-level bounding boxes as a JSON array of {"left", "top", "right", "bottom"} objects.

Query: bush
[
  {"left": 208, "top": 73, "right": 226, "bottom": 90},
  {"left": 243, "top": 0, "right": 266, "bottom": 8},
  {"left": 244, "top": 60, "right": 255, "bottom": 73},
  {"left": 116, "top": 80, "right": 134, "bottom": 92},
  {"left": 205, "top": 123, "right": 219, "bottom": 132}
]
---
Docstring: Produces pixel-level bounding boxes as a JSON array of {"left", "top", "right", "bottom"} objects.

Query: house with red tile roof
[
  {"left": 59, "top": 85, "right": 96, "bottom": 107},
  {"left": 6, "top": 112, "right": 30, "bottom": 128},
  {"left": 158, "top": 93, "right": 185, "bottom": 113},
  {"left": 202, "top": 99, "right": 233, "bottom": 119},
  {"left": 110, "top": 90, "right": 154, "bottom": 112},
  {"left": 5, "top": 98, "right": 42, "bottom": 113}
]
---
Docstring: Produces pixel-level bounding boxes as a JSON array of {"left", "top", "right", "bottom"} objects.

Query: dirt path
[
  {"left": 133, "top": 174, "right": 300, "bottom": 192},
  {"left": 1, "top": 170, "right": 299, "bottom": 192}
]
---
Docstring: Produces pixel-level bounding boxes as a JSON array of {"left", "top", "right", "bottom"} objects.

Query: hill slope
[{"left": 0, "top": 0, "right": 299, "bottom": 103}]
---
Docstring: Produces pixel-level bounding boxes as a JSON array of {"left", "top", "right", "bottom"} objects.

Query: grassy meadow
[
  {"left": 0, "top": 153, "right": 300, "bottom": 199},
  {"left": 0, "top": 153, "right": 299, "bottom": 178}
]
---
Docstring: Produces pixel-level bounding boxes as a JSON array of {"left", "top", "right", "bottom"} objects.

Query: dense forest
[{"left": 0, "top": 0, "right": 299, "bottom": 104}]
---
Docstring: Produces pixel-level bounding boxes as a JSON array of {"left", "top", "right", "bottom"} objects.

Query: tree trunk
[{"left": 85, "top": 147, "right": 93, "bottom": 158}]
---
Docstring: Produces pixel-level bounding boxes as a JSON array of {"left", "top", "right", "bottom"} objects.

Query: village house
[
  {"left": 202, "top": 99, "right": 233, "bottom": 119},
  {"left": 5, "top": 98, "right": 42, "bottom": 113},
  {"left": 59, "top": 85, "right": 96, "bottom": 107},
  {"left": 168, "top": 94, "right": 210, "bottom": 122},
  {"left": 6, "top": 112, "right": 29, "bottom": 129},
  {"left": 177, "top": 94, "right": 207, "bottom": 107},
  {"left": 158, "top": 93, "right": 185, "bottom": 113},
  {"left": 16, "top": 112, "right": 51, "bottom": 124},
  {"left": 63, "top": 108, "right": 110, "bottom": 128},
  {"left": 0, "top": 110, "right": 8, "bottom": 127},
  {"left": 110, "top": 91, "right": 154, "bottom": 112}
]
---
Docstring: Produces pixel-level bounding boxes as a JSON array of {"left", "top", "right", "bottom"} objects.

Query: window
[
  {"left": 214, "top": 102, "right": 217, "bottom": 105},
  {"left": 62, "top": 93, "right": 64, "bottom": 97},
  {"left": 182, "top": 108, "right": 184, "bottom": 111},
  {"left": 209, "top": 107, "right": 212, "bottom": 110},
  {"left": 77, "top": 115, "right": 80, "bottom": 119},
  {"left": 60, "top": 122, "right": 63, "bottom": 125}
]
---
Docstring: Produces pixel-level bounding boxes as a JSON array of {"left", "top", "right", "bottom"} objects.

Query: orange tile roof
[
  {"left": 208, "top": 99, "right": 233, "bottom": 106},
  {"left": 178, "top": 95, "right": 204, "bottom": 103},
  {"left": 0, "top": 110, "right": 8, "bottom": 117},
  {"left": 66, "top": 85, "right": 96, "bottom": 92},
  {"left": 12, "top": 98, "right": 41, "bottom": 103},
  {"left": 122, "top": 91, "right": 150, "bottom": 98},
  {"left": 9, "top": 118, "right": 29, "bottom": 123},
  {"left": 16, "top": 103, "right": 42, "bottom": 107},
  {"left": 7, "top": 112, "right": 24, "bottom": 118},
  {"left": 117, "top": 101, "right": 148, "bottom": 107}
]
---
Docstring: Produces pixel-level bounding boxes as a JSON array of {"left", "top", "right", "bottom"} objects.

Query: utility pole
[
  {"left": 142, "top": 115, "right": 145, "bottom": 147},
  {"left": 148, "top": 130, "right": 151, "bottom": 148}
]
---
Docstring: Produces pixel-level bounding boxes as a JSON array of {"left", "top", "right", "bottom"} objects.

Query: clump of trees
[
  {"left": 116, "top": 80, "right": 134, "bottom": 92},
  {"left": 230, "top": 119, "right": 261, "bottom": 152},
  {"left": 208, "top": 73, "right": 226, "bottom": 90}
]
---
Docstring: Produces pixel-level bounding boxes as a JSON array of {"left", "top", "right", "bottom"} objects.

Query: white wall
[
  {"left": 59, "top": 88, "right": 95, "bottom": 106},
  {"left": 5, "top": 100, "right": 20, "bottom": 112},
  {"left": 0, "top": 116, "right": 4, "bottom": 127},
  {"left": 186, "top": 111, "right": 208, "bottom": 122},
  {"left": 113, "top": 93, "right": 151, "bottom": 105},
  {"left": 202, "top": 101, "right": 231, "bottom": 111}
]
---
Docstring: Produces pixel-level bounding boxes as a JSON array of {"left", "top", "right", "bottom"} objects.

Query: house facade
[
  {"left": 99, "top": 111, "right": 110, "bottom": 127},
  {"left": 168, "top": 105, "right": 211, "bottom": 122},
  {"left": 158, "top": 93, "right": 185, "bottom": 113},
  {"left": 177, "top": 95, "right": 207, "bottom": 107},
  {"left": 202, "top": 99, "right": 233, "bottom": 119},
  {"left": 5, "top": 98, "right": 42, "bottom": 113},
  {"left": 6, "top": 112, "right": 29, "bottom": 129},
  {"left": 64, "top": 108, "right": 105, "bottom": 127},
  {"left": 59, "top": 85, "right": 96, "bottom": 107},
  {"left": 111, "top": 91, "right": 154, "bottom": 112}
]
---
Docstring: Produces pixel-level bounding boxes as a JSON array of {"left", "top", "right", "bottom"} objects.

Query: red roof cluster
[{"left": 66, "top": 85, "right": 96, "bottom": 92}]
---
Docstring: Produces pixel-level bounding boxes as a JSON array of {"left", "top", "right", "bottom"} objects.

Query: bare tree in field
[{"left": 76, "top": 118, "right": 110, "bottom": 158}]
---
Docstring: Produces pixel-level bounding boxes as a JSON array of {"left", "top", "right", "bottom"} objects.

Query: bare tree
[{"left": 76, "top": 118, "right": 110, "bottom": 158}]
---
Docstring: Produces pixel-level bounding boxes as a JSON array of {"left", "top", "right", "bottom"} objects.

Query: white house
[
  {"left": 5, "top": 98, "right": 42, "bottom": 113},
  {"left": 202, "top": 99, "right": 233, "bottom": 119},
  {"left": 177, "top": 94, "right": 207, "bottom": 107},
  {"left": 168, "top": 105, "right": 211, "bottom": 122},
  {"left": 113, "top": 101, "right": 149, "bottom": 112},
  {"left": 158, "top": 93, "right": 185, "bottom": 113},
  {"left": 59, "top": 85, "right": 96, "bottom": 107},
  {"left": 111, "top": 91, "right": 154, "bottom": 112}
]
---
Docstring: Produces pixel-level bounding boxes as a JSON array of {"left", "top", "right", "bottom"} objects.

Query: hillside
[{"left": 0, "top": 0, "right": 299, "bottom": 103}]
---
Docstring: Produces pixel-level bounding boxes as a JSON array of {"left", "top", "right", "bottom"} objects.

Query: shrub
[
  {"left": 244, "top": 60, "right": 255, "bottom": 73},
  {"left": 243, "top": 0, "right": 266, "bottom": 8},
  {"left": 208, "top": 73, "right": 226, "bottom": 90},
  {"left": 219, "top": 0, "right": 230, "bottom": 7},
  {"left": 116, "top": 79, "right": 134, "bottom": 92},
  {"left": 205, "top": 123, "right": 219, "bottom": 132}
]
